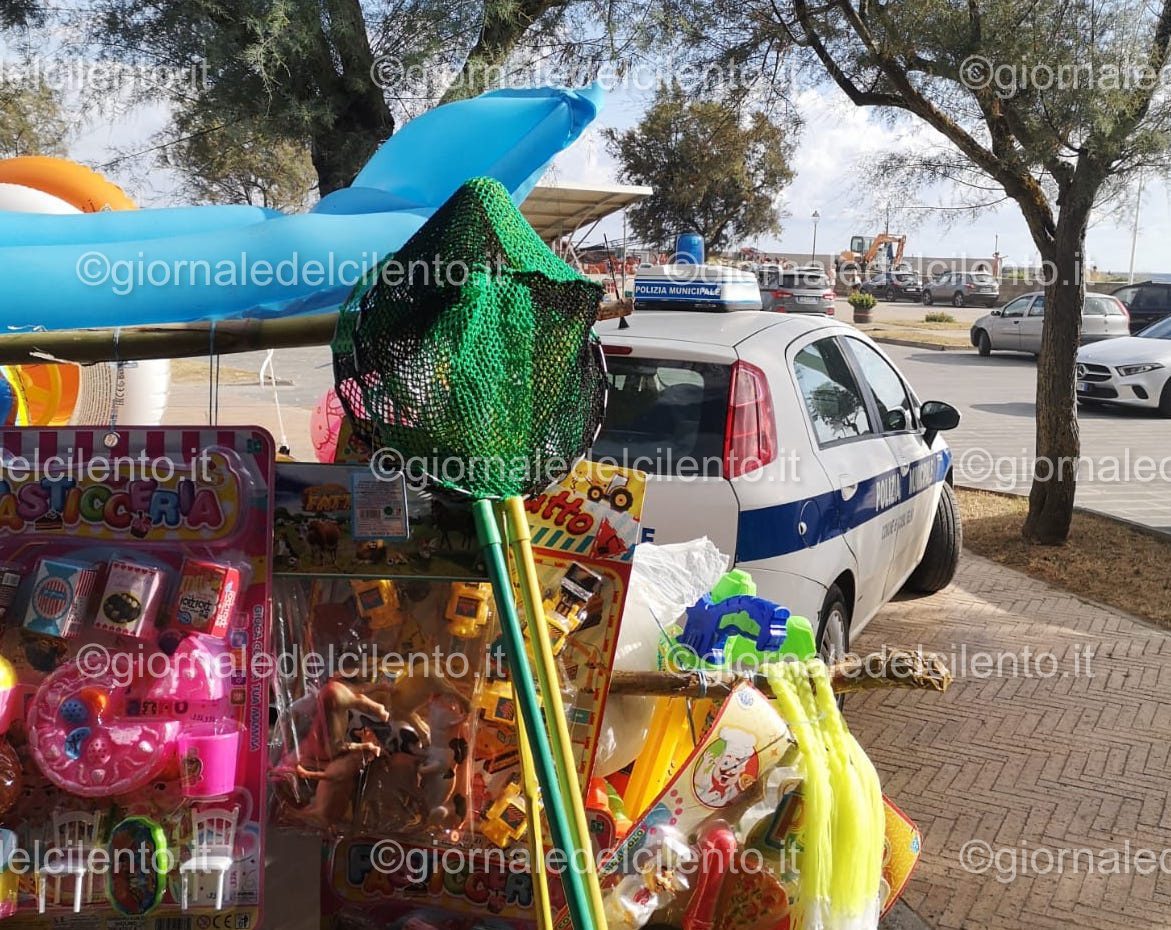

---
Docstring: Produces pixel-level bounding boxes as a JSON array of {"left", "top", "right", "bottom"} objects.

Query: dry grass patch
[
  {"left": 861, "top": 328, "right": 972, "bottom": 347},
  {"left": 958, "top": 487, "right": 1171, "bottom": 628},
  {"left": 171, "top": 359, "right": 290, "bottom": 386},
  {"left": 874, "top": 318, "right": 969, "bottom": 331}
]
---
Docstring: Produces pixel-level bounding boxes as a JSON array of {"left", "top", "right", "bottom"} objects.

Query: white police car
[{"left": 591, "top": 310, "right": 962, "bottom": 656}]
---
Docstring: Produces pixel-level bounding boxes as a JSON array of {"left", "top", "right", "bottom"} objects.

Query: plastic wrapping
[
  {"left": 595, "top": 539, "right": 729, "bottom": 777},
  {"left": 0, "top": 427, "right": 274, "bottom": 926}
]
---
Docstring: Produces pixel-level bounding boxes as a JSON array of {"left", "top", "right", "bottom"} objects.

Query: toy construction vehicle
[
  {"left": 445, "top": 582, "right": 491, "bottom": 639},
  {"left": 351, "top": 579, "right": 404, "bottom": 631},
  {"left": 481, "top": 778, "right": 531, "bottom": 848},
  {"left": 544, "top": 562, "right": 604, "bottom": 654},
  {"left": 586, "top": 472, "right": 634, "bottom": 512}
]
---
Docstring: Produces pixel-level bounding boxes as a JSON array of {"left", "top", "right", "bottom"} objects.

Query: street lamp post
[{"left": 810, "top": 210, "right": 821, "bottom": 264}]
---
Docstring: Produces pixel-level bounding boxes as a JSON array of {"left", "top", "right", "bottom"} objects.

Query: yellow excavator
[{"left": 836, "top": 233, "right": 907, "bottom": 281}]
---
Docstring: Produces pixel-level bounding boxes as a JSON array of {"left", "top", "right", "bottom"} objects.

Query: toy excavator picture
[{"left": 836, "top": 232, "right": 907, "bottom": 281}]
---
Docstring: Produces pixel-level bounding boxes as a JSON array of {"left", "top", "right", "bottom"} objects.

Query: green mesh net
[{"left": 333, "top": 177, "right": 607, "bottom": 499}]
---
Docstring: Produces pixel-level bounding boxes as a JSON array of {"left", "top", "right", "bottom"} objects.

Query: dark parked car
[
  {"left": 922, "top": 272, "right": 1000, "bottom": 308},
  {"left": 859, "top": 271, "right": 923, "bottom": 302},
  {"left": 1110, "top": 281, "right": 1171, "bottom": 333}
]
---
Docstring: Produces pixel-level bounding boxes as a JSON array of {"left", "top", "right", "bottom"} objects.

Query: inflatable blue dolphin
[{"left": 0, "top": 84, "right": 603, "bottom": 332}]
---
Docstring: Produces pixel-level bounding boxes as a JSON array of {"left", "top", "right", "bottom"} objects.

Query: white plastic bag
[{"left": 594, "top": 539, "right": 728, "bottom": 777}]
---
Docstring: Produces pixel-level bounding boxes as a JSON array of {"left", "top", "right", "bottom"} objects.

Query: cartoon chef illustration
[{"left": 693, "top": 726, "right": 759, "bottom": 807}]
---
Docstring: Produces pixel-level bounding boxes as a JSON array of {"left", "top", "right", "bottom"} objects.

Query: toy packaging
[
  {"left": 0, "top": 427, "right": 274, "bottom": 928},
  {"left": 266, "top": 460, "right": 646, "bottom": 928}
]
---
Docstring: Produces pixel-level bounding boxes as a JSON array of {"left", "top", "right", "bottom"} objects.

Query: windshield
[
  {"left": 1139, "top": 316, "right": 1171, "bottom": 339},
  {"left": 970, "top": 274, "right": 997, "bottom": 284}
]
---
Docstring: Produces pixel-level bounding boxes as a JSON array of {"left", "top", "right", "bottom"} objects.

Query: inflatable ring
[
  {"left": 0, "top": 159, "right": 170, "bottom": 426},
  {"left": 0, "top": 367, "right": 29, "bottom": 427},
  {"left": 14, "top": 364, "right": 80, "bottom": 427},
  {"left": 0, "top": 157, "right": 135, "bottom": 212},
  {"left": 0, "top": 182, "right": 81, "bottom": 214}
]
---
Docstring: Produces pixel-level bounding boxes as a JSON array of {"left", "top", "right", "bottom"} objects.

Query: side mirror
[
  {"left": 990, "top": 308, "right": 1002, "bottom": 316},
  {"left": 921, "top": 400, "right": 960, "bottom": 445}
]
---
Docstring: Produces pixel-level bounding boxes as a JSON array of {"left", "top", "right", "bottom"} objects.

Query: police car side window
[
  {"left": 793, "top": 339, "right": 874, "bottom": 445},
  {"left": 844, "top": 339, "right": 916, "bottom": 432}
]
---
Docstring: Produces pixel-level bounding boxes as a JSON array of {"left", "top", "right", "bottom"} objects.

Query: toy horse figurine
[{"left": 274, "top": 676, "right": 391, "bottom": 832}]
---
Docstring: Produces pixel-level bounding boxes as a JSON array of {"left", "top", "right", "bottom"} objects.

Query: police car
[{"left": 591, "top": 310, "right": 962, "bottom": 657}]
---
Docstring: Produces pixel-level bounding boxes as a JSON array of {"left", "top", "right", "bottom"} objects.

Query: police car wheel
[
  {"left": 817, "top": 585, "right": 850, "bottom": 664},
  {"left": 905, "top": 482, "right": 962, "bottom": 594},
  {"left": 818, "top": 585, "right": 850, "bottom": 708}
]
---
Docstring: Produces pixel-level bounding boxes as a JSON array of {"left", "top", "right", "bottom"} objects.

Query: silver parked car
[
  {"left": 970, "top": 292, "right": 1130, "bottom": 357},
  {"left": 756, "top": 266, "right": 837, "bottom": 315},
  {"left": 922, "top": 271, "right": 1000, "bottom": 307}
]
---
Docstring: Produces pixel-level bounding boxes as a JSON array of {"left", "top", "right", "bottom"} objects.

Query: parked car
[
  {"left": 1076, "top": 315, "right": 1171, "bottom": 416},
  {"left": 1110, "top": 281, "right": 1171, "bottom": 333},
  {"left": 592, "top": 310, "right": 962, "bottom": 658},
  {"left": 859, "top": 271, "right": 923, "bottom": 302},
  {"left": 756, "top": 266, "right": 836, "bottom": 315},
  {"left": 970, "top": 292, "right": 1129, "bottom": 357},
  {"left": 922, "top": 272, "right": 1000, "bottom": 307}
]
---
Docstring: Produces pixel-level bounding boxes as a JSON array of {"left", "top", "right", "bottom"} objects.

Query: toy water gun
[
  {"left": 676, "top": 570, "right": 817, "bottom": 669},
  {"left": 622, "top": 572, "right": 816, "bottom": 819}
]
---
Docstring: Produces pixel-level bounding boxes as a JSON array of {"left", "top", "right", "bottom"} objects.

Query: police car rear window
[{"left": 590, "top": 357, "right": 730, "bottom": 476}]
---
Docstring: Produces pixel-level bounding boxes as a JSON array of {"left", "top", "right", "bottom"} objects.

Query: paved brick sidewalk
[{"left": 852, "top": 554, "right": 1171, "bottom": 929}]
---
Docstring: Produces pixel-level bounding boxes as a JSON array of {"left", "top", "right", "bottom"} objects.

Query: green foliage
[
  {"left": 925, "top": 311, "right": 955, "bottom": 323},
  {"left": 847, "top": 291, "right": 876, "bottom": 311},
  {"left": 83, "top": 0, "right": 472, "bottom": 192},
  {"left": 0, "top": 1, "right": 42, "bottom": 29},
  {"left": 604, "top": 84, "right": 792, "bottom": 252},
  {"left": 0, "top": 77, "right": 68, "bottom": 158},
  {"left": 159, "top": 105, "right": 316, "bottom": 211}
]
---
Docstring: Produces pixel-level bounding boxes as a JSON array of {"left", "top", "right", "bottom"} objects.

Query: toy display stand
[
  {"left": 0, "top": 426, "right": 274, "bottom": 929},
  {"left": 265, "top": 460, "right": 645, "bottom": 929}
]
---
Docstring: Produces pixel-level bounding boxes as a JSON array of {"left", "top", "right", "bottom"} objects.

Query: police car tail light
[
  {"left": 723, "top": 361, "right": 777, "bottom": 479},
  {"left": 771, "top": 289, "right": 793, "bottom": 298}
]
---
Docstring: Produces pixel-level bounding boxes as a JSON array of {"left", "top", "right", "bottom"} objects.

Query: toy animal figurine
[
  {"left": 355, "top": 741, "right": 426, "bottom": 834},
  {"left": 292, "top": 723, "right": 384, "bottom": 830},
  {"left": 273, "top": 676, "right": 391, "bottom": 831},
  {"left": 418, "top": 692, "right": 471, "bottom": 838},
  {"left": 301, "top": 678, "right": 390, "bottom": 761}
]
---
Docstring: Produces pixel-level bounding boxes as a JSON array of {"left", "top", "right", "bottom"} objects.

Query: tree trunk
[
  {"left": 306, "top": 0, "right": 396, "bottom": 195},
  {"left": 441, "top": 0, "right": 559, "bottom": 103},
  {"left": 309, "top": 99, "right": 394, "bottom": 195},
  {"left": 1022, "top": 202, "right": 1091, "bottom": 544}
]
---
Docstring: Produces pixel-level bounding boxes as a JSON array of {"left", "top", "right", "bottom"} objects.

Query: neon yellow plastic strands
[
  {"left": 847, "top": 730, "right": 886, "bottom": 925},
  {"left": 810, "top": 659, "right": 883, "bottom": 929},
  {"left": 767, "top": 661, "right": 832, "bottom": 930}
]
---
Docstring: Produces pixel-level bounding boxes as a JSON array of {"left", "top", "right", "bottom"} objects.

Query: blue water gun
[{"left": 676, "top": 570, "right": 817, "bottom": 667}]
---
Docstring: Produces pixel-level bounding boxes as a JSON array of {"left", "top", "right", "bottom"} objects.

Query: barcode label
[{"left": 153, "top": 918, "right": 192, "bottom": 930}]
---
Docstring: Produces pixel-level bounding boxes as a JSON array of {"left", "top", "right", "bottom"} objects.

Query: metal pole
[{"left": 1128, "top": 173, "right": 1144, "bottom": 285}]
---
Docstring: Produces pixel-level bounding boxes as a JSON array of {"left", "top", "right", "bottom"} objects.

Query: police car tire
[
  {"left": 905, "top": 482, "right": 962, "bottom": 594},
  {"left": 817, "top": 585, "right": 850, "bottom": 661}
]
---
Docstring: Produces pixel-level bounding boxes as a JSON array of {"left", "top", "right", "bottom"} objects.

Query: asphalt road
[
  {"left": 882, "top": 342, "right": 1171, "bottom": 533},
  {"left": 165, "top": 307, "right": 1171, "bottom": 534}
]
